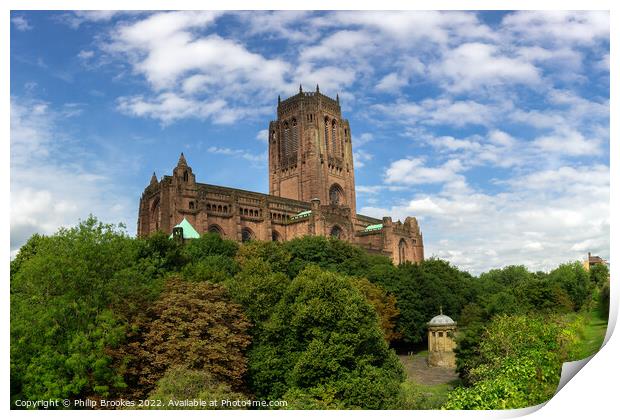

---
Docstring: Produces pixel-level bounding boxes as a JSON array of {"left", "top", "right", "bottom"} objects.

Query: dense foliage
[
  {"left": 247, "top": 266, "right": 404, "bottom": 409},
  {"left": 11, "top": 216, "right": 607, "bottom": 410},
  {"left": 443, "top": 314, "right": 583, "bottom": 409}
]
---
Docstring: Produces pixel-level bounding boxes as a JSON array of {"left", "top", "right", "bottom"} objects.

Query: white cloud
[
  {"left": 375, "top": 97, "right": 498, "bottom": 128},
  {"left": 385, "top": 157, "right": 464, "bottom": 185},
  {"left": 11, "top": 15, "right": 32, "bottom": 31},
  {"left": 353, "top": 149, "right": 373, "bottom": 168},
  {"left": 256, "top": 129, "right": 269, "bottom": 143},
  {"left": 300, "top": 30, "right": 376, "bottom": 63},
  {"left": 235, "top": 11, "right": 318, "bottom": 43},
  {"left": 77, "top": 50, "right": 95, "bottom": 60},
  {"left": 10, "top": 97, "right": 135, "bottom": 256},
  {"left": 354, "top": 133, "right": 374, "bottom": 146},
  {"left": 502, "top": 11, "right": 609, "bottom": 46},
  {"left": 207, "top": 146, "right": 267, "bottom": 165},
  {"left": 376, "top": 72, "right": 408, "bottom": 93},
  {"left": 360, "top": 163, "right": 609, "bottom": 274},
  {"left": 116, "top": 93, "right": 241, "bottom": 125},
  {"left": 434, "top": 42, "right": 541, "bottom": 92},
  {"left": 61, "top": 11, "right": 143, "bottom": 29},
  {"left": 103, "top": 11, "right": 293, "bottom": 125},
  {"left": 533, "top": 128, "right": 600, "bottom": 157}
]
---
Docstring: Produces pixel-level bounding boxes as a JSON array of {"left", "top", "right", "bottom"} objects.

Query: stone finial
[
  {"left": 316, "top": 84, "right": 320, "bottom": 93},
  {"left": 177, "top": 152, "right": 187, "bottom": 167},
  {"left": 336, "top": 93, "right": 339, "bottom": 103},
  {"left": 440, "top": 305, "right": 443, "bottom": 315},
  {"left": 150, "top": 172, "right": 158, "bottom": 185},
  {"left": 278, "top": 94, "right": 281, "bottom": 104},
  {"left": 299, "top": 84, "right": 303, "bottom": 93}
]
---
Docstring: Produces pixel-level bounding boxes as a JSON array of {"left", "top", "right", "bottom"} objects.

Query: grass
[
  {"left": 399, "top": 379, "right": 461, "bottom": 410},
  {"left": 568, "top": 304, "right": 608, "bottom": 361}
]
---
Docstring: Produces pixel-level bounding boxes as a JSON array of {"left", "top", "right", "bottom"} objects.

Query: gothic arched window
[
  {"left": 151, "top": 197, "right": 160, "bottom": 231},
  {"left": 331, "top": 120, "right": 338, "bottom": 155},
  {"left": 398, "top": 239, "right": 407, "bottom": 265},
  {"left": 329, "top": 184, "right": 344, "bottom": 205},
  {"left": 241, "top": 228, "right": 254, "bottom": 243},
  {"left": 291, "top": 118, "right": 298, "bottom": 159},
  {"left": 183, "top": 170, "right": 189, "bottom": 182},
  {"left": 282, "top": 122, "right": 290, "bottom": 164},
  {"left": 330, "top": 225, "right": 343, "bottom": 239},
  {"left": 324, "top": 116, "right": 330, "bottom": 153},
  {"left": 208, "top": 225, "right": 224, "bottom": 237}
]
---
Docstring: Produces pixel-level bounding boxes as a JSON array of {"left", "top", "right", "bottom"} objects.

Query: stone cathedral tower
[{"left": 268, "top": 85, "right": 356, "bottom": 216}]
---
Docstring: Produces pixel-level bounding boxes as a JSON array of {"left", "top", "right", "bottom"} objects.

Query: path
[{"left": 399, "top": 352, "right": 459, "bottom": 386}]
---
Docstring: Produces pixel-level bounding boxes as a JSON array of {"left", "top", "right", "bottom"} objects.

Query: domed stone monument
[{"left": 427, "top": 307, "right": 457, "bottom": 368}]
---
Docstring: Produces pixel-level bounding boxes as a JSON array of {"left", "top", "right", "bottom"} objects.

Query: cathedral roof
[
  {"left": 364, "top": 223, "right": 383, "bottom": 232},
  {"left": 169, "top": 218, "right": 200, "bottom": 240}
]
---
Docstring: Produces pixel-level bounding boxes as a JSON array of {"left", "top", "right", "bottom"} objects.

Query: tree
[
  {"left": 283, "top": 236, "right": 392, "bottom": 279},
  {"left": 247, "top": 265, "right": 404, "bottom": 409},
  {"left": 350, "top": 277, "right": 401, "bottom": 343},
  {"left": 369, "top": 259, "right": 473, "bottom": 345},
  {"left": 548, "top": 262, "right": 593, "bottom": 311},
  {"left": 11, "top": 217, "right": 160, "bottom": 403},
  {"left": 235, "top": 240, "right": 291, "bottom": 274},
  {"left": 589, "top": 264, "right": 609, "bottom": 288},
  {"left": 137, "top": 278, "right": 252, "bottom": 393},
  {"left": 147, "top": 366, "right": 248, "bottom": 410},
  {"left": 225, "top": 258, "right": 290, "bottom": 328}
]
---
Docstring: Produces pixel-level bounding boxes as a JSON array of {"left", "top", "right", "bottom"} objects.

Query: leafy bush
[
  {"left": 247, "top": 265, "right": 404, "bottom": 409},
  {"left": 444, "top": 314, "right": 581, "bottom": 409},
  {"left": 147, "top": 366, "right": 248, "bottom": 410},
  {"left": 10, "top": 217, "right": 166, "bottom": 403}
]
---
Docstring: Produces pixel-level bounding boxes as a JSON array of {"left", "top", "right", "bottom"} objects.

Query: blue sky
[{"left": 10, "top": 10, "right": 609, "bottom": 273}]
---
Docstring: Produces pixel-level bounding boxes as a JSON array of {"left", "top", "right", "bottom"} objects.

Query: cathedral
[{"left": 137, "top": 85, "right": 424, "bottom": 264}]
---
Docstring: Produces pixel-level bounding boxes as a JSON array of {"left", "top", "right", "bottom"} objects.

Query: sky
[{"left": 9, "top": 10, "right": 610, "bottom": 274}]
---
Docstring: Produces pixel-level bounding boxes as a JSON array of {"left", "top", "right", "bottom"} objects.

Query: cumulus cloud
[
  {"left": 385, "top": 158, "right": 464, "bottom": 185},
  {"left": 11, "top": 15, "right": 32, "bottom": 31},
  {"left": 434, "top": 42, "right": 541, "bottom": 92},
  {"left": 10, "top": 97, "right": 135, "bottom": 257},
  {"left": 361, "top": 163, "right": 608, "bottom": 274},
  {"left": 501, "top": 11, "right": 609, "bottom": 46},
  {"left": 104, "top": 11, "right": 291, "bottom": 124},
  {"left": 207, "top": 146, "right": 267, "bottom": 166}
]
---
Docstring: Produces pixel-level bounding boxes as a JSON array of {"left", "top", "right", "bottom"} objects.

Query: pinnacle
[
  {"left": 177, "top": 152, "right": 187, "bottom": 166},
  {"left": 150, "top": 172, "right": 157, "bottom": 184}
]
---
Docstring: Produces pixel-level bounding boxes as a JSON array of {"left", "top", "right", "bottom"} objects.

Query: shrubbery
[
  {"left": 443, "top": 314, "right": 583, "bottom": 409},
  {"left": 10, "top": 217, "right": 605, "bottom": 409}
]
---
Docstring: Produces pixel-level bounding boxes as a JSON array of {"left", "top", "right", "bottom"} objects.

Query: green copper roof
[
  {"left": 169, "top": 218, "right": 201, "bottom": 239},
  {"left": 291, "top": 210, "right": 312, "bottom": 220},
  {"left": 364, "top": 223, "right": 383, "bottom": 232}
]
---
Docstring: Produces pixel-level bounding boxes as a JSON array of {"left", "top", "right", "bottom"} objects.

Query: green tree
[
  {"left": 225, "top": 258, "right": 290, "bottom": 327},
  {"left": 11, "top": 217, "right": 161, "bottom": 403},
  {"left": 147, "top": 366, "right": 248, "bottom": 410},
  {"left": 247, "top": 266, "right": 404, "bottom": 409},
  {"left": 283, "top": 236, "right": 392, "bottom": 278},
  {"left": 548, "top": 262, "right": 592, "bottom": 311},
  {"left": 589, "top": 264, "right": 609, "bottom": 288}
]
